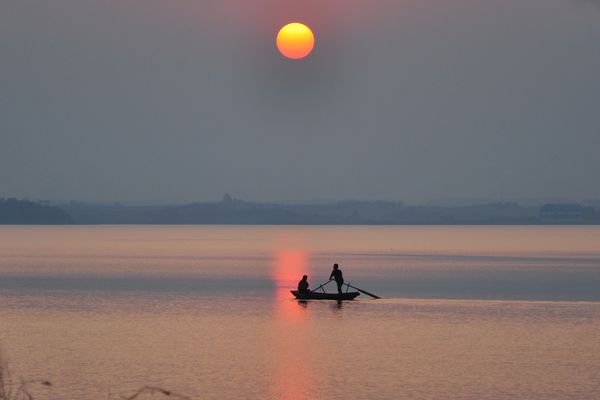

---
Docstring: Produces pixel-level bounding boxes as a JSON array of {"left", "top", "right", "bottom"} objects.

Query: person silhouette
[
  {"left": 329, "top": 263, "right": 344, "bottom": 294},
  {"left": 297, "top": 275, "right": 310, "bottom": 294}
]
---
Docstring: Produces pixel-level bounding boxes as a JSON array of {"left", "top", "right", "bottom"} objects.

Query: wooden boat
[{"left": 290, "top": 290, "right": 360, "bottom": 301}]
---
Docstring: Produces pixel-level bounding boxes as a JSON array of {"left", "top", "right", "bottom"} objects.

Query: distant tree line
[
  {"left": 1, "top": 195, "right": 599, "bottom": 225},
  {"left": 59, "top": 195, "right": 599, "bottom": 225},
  {"left": 0, "top": 198, "right": 73, "bottom": 224}
]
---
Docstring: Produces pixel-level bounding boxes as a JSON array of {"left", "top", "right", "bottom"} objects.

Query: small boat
[{"left": 290, "top": 290, "right": 360, "bottom": 301}]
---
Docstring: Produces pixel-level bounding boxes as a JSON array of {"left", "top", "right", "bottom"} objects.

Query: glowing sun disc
[{"left": 276, "top": 23, "right": 315, "bottom": 60}]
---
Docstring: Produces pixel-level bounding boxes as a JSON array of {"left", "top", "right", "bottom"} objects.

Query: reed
[
  {"left": 123, "top": 386, "right": 190, "bottom": 400},
  {"left": 0, "top": 351, "right": 187, "bottom": 400},
  {"left": 0, "top": 351, "right": 51, "bottom": 400}
]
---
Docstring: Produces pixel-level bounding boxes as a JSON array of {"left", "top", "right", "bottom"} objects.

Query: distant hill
[
  {"left": 3, "top": 195, "right": 598, "bottom": 225},
  {"left": 63, "top": 196, "right": 351, "bottom": 225},
  {"left": 61, "top": 195, "right": 546, "bottom": 225},
  {"left": 0, "top": 198, "right": 73, "bottom": 224}
]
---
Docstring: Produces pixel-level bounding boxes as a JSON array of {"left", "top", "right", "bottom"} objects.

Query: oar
[
  {"left": 311, "top": 279, "right": 333, "bottom": 293},
  {"left": 345, "top": 283, "right": 381, "bottom": 299}
]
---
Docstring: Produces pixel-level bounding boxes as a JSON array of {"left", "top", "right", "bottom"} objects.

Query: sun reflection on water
[
  {"left": 268, "top": 250, "right": 317, "bottom": 399},
  {"left": 272, "top": 249, "right": 312, "bottom": 290}
]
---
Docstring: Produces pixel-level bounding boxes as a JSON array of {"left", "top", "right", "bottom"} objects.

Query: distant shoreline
[{"left": 2, "top": 196, "right": 599, "bottom": 225}]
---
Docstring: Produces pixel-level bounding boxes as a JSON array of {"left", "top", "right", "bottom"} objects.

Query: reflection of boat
[{"left": 290, "top": 290, "right": 360, "bottom": 301}]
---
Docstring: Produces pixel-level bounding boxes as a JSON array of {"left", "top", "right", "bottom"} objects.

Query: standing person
[
  {"left": 298, "top": 275, "right": 310, "bottom": 294},
  {"left": 329, "top": 263, "right": 344, "bottom": 294}
]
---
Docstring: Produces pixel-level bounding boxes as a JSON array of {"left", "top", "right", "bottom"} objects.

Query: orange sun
[{"left": 276, "top": 23, "right": 315, "bottom": 60}]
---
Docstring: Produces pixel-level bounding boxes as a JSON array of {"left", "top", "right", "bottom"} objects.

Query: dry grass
[
  {"left": 122, "top": 386, "right": 190, "bottom": 400},
  {"left": 0, "top": 351, "right": 51, "bottom": 400},
  {"left": 1, "top": 351, "right": 187, "bottom": 400}
]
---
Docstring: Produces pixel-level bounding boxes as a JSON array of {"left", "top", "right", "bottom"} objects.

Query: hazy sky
[{"left": 2, "top": 0, "right": 599, "bottom": 203}]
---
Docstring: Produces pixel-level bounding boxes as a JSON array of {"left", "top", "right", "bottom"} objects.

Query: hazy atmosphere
[{"left": 2, "top": 0, "right": 599, "bottom": 203}]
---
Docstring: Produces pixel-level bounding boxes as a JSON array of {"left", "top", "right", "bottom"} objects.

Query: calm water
[{"left": 1, "top": 226, "right": 599, "bottom": 399}]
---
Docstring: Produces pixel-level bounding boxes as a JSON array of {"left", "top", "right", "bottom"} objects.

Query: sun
[{"left": 276, "top": 23, "right": 315, "bottom": 60}]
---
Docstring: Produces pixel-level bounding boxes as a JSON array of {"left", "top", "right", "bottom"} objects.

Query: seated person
[{"left": 297, "top": 275, "right": 310, "bottom": 294}]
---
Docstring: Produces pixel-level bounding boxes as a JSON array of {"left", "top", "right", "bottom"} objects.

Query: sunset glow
[
  {"left": 276, "top": 23, "right": 315, "bottom": 60},
  {"left": 272, "top": 249, "right": 310, "bottom": 288}
]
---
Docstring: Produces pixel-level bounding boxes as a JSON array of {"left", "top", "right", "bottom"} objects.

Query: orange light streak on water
[
  {"left": 269, "top": 250, "right": 316, "bottom": 400},
  {"left": 272, "top": 249, "right": 311, "bottom": 290}
]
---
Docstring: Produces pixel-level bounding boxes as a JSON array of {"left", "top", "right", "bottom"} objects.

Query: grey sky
[{"left": 1, "top": 0, "right": 599, "bottom": 203}]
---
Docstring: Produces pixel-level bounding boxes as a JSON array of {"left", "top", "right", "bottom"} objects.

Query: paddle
[
  {"left": 311, "top": 279, "right": 333, "bottom": 293},
  {"left": 345, "top": 283, "right": 381, "bottom": 299}
]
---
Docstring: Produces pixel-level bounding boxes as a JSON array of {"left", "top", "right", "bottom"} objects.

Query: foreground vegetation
[{"left": 0, "top": 352, "right": 188, "bottom": 400}]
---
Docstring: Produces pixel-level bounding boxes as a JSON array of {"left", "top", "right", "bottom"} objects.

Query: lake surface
[{"left": 1, "top": 226, "right": 599, "bottom": 399}]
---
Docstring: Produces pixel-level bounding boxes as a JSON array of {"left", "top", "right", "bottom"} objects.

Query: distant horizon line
[{"left": 3, "top": 194, "right": 600, "bottom": 208}]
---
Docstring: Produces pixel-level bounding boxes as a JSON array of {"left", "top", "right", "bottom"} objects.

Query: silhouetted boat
[{"left": 290, "top": 290, "right": 360, "bottom": 301}]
